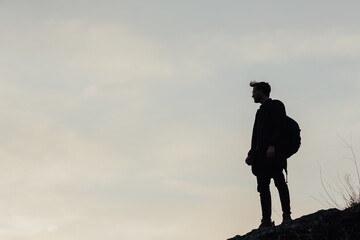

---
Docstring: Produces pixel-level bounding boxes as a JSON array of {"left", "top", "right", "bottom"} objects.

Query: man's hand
[
  {"left": 245, "top": 155, "right": 253, "bottom": 166},
  {"left": 266, "top": 146, "right": 275, "bottom": 158}
]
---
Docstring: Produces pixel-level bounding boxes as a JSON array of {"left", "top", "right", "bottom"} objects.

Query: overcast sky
[{"left": 1, "top": 1, "right": 360, "bottom": 240}]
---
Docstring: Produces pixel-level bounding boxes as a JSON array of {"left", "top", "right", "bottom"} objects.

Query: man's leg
[
  {"left": 257, "top": 175, "right": 272, "bottom": 225},
  {"left": 273, "top": 171, "right": 291, "bottom": 222}
]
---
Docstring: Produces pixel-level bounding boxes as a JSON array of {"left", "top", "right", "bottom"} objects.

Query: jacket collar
[{"left": 260, "top": 98, "right": 272, "bottom": 108}]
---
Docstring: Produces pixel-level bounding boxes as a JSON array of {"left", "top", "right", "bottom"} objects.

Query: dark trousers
[{"left": 257, "top": 170, "right": 291, "bottom": 220}]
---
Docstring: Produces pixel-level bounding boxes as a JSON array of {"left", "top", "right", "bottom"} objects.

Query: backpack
[{"left": 283, "top": 115, "right": 301, "bottom": 158}]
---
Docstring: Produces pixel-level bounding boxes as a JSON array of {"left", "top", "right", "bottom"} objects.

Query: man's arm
[
  {"left": 268, "top": 100, "right": 286, "bottom": 157},
  {"left": 246, "top": 111, "right": 259, "bottom": 164}
]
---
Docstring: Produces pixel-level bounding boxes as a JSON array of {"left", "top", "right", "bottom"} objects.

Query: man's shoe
[
  {"left": 258, "top": 219, "right": 274, "bottom": 228},
  {"left": 282, "top": 213, "right": 292, "bottom": 224}
]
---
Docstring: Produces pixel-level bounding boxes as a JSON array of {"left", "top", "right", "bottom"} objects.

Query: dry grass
[{"left": 316, "top": 137, "right": 360, "bottom": 210}]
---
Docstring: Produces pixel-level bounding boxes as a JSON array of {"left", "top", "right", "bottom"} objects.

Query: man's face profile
[{"left": 252, "top": 87, "right": 261, "bottom": 103}]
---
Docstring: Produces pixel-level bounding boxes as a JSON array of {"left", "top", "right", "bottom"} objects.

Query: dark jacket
[{"left": 248, "top": 99, "right": 287, "bottom": 176}]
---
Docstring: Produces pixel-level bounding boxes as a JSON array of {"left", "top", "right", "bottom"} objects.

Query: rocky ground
[{"left": 228, "top": 203, "right": 360, "bottom": 240}]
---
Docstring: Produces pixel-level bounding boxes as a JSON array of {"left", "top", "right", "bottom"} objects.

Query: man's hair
[{"left": 249, "top": 81, "right": 271, "bottom": 97}]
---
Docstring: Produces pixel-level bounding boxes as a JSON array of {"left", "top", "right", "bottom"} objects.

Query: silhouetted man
[{"left": 245, "top": 81, "right": 291, "bottom": 228}]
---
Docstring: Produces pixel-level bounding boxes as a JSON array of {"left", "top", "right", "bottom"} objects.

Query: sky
[{"left": 1, "top": 1, "right": 360, "bottom": 239}]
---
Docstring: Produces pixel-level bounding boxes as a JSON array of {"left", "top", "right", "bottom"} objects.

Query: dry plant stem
[
  {"left": 339, "top": 135, "right": 360, "bottom": 186},
  {"left": 319, "top": 168, "right": 341, "bottom": 209},
  {"left": 318, "top": 136, "right": 360, "bottom": 209}
]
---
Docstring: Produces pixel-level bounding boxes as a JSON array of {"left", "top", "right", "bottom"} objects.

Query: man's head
[{"left": 250, "top": 81, "right": 271, "bottom": 103}]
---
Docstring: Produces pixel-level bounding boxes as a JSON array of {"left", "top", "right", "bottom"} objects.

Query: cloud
[
  {"left": 171, "top": 29, "right": 360, "bottom": 69},
  {"left": 0, "top": 19, "right": 175, "bottom": 85},
  {"left": 0, "top": 215, "right": 58, "bottom": 238},
  {"left": 239, "top": 30, "right": 360, "bottom": 62}
]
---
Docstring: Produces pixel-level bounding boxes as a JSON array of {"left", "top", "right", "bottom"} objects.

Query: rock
[{"left": 228, "top": 203, "right": 360, "bottom": 240}]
